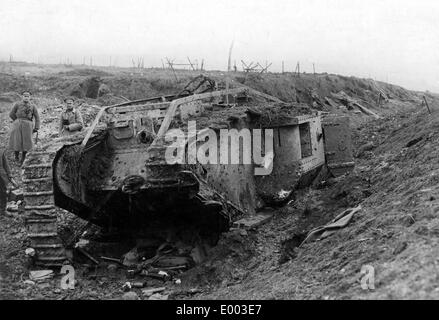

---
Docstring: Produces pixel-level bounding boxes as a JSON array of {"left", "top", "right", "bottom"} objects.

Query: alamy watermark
[
  {"left": 164, "top": 121, "right": 274, "bottom": 176},
  {"left": 360, "top": 264, "right": 375, "bottom": 290},
  {"left": 60, "top": 265, "right": 75, "bottom": 290}
]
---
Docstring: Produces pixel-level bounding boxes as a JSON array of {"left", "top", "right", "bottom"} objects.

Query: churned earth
[{"left": 1, "top": 62, "right": 438, "bottom": 299}]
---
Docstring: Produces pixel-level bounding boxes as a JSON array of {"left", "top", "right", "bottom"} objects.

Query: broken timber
[{"left": 353, "top": 102, "right": 381, "bottom": 119}]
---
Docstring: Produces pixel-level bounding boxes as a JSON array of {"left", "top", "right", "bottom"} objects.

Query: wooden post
[
  {"left": 187, "top": 57, "right": 196, "bottom": 71},
  {"left": 423, "top": 95, "right": 432, "bottom": 114},
  {"left": 226, "top": 40, "right": 234, "bottom": 105},
  {"left": 313, "top": 63, "right": 316, "bottom": 75},
  {"left": 282, "top": 61, "right": 284, "bottom": 74},
  {"left": 166, "top": 57, "right": 178, "bottom": 82}
]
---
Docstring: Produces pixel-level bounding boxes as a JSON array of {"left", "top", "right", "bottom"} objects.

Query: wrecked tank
[{"left": 22, "top": 77, "right": 354, "bottom": 266}]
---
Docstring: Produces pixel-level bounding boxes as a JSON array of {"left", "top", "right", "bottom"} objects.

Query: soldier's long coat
[
  {"left": 8, "top": 101, "right": 40, "bottom": 152},
  {"left": 59, "top": 108, "right": 84, "bottom": 136}
]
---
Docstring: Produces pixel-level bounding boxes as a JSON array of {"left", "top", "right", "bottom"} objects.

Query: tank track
[
  {"left": 22, "top": 143, "right": 68, "bottom": 267},
  {"left": 20, "top": 142, "right": 242, "bottom": 266}
]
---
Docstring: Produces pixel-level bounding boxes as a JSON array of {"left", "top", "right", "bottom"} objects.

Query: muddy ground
[{"left": 1, "top": 63, "right": 439, "bottom": 299}]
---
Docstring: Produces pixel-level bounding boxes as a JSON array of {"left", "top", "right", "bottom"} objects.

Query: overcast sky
[{"left": 1, "top": 0, "right": 439, "bottom": 92}]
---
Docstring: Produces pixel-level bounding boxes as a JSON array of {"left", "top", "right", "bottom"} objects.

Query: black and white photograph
[{"left": 0, "top": 0, "right": 438, "bottom": 304}]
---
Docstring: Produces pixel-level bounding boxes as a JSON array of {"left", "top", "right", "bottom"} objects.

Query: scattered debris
[
  {"left": 126, "top": 269, "right": 136, "bottom": 279},
  {"left": 74, "top": 239, "right": 90, "bottom": 248},
  {"left": 8, "top": 189, "right": 23, "bottom": 202},
  {"left": 356, "top": 142, "right": 375, "bottom": 157},
  {"left": 277, "top": 189, "right": 292, "bottom": 201},
  {"left": 6, "top": 202, "right": 19, "bottom": 212},
  {"left": 132, "top": 281, "right": 145, "bottom": 288},
  {"left": 405, "top": 136, "right": 423, "bottom": 148},
  {"left": 122, "top": 282, "right": 132, "bottom": 291},
  {"left": 107, "top": 264, "right": 118, "bottom": 273},
  {"left": 393, "top": 242, "right": 408, "bottom": 255},
  {"left": 123, "top": 248, "right": 140, "bottom": 267},
  {"left": 189, "top": 288, "right": 202, "bottom": 294},
  {"left": 153, "top": 256, "right": 194, "bottom": 270},
  {"left": 29, "top": 270, "right": 54, "bottom": 281},
  {"left": 122, "top": 291, "right": 140, "bottom": 300},
  {"left": 233, "top": 213, "right": 273, "bottom": 230},
  {"left": 142, "top": 287, "right": 166, "bottom": 297},
  {"left": 76, "top": 248, "right": 99, "bottom": 265},
  {"left": 158, "top": 270, "right": 169, "bottom": 277},
  {"left": 101, "top": 256, "right": 123, "bottom": 265},
  {"left": 353, "top": 102, "right": 381, "bottom": 119},
  {"left": 148, "top": 293, "right": 169, "bottom": 300},
  {"left": 142, "top": 270, "right": 171, "bottom": 281},
  {"left": 300, "top": 205, "right": 362, "bottom": 246},
  {"left": 25, "top": 248, "right": 35, "bottom": 257}
]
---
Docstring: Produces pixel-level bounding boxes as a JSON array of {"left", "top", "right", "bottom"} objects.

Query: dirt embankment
[
  {"left": 0, "top": 63, "right": 422, "bottom": 108},
  {"left": 195, "top": 102, "right": 439, "bottom": 299}
]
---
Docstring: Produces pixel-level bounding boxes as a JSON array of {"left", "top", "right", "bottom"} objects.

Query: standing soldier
[
  {"left": 0, "top": 147, "right": 17, "bottom": 216},
  {"left": 59, "top": 98, "right": 84, "bottom": 136},
  {"left": 9, "top": 91, "right": 40, "bottom": 164}
]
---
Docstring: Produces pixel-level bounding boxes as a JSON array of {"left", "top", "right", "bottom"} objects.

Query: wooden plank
[
  {"left": 112, "top": 102, "right": 170, "bottom": 113},
  {"left": 354, "top": 102, "right": 381, "bottom": 119}
]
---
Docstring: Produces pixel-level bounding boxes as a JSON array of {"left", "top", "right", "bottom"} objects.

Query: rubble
[
  {"left": 131, "top": 281, "right": 145, "bottom": 288},
  {"left": 148, "top": 293, "right": 169, "bottom": 300},
  {"left": 29, "top": 270, "right": 54, "bottom": 281},
  {"left": 122, "top": 282, "right": 132, "bottom": 291},
  {"left": 107, "top": 264, "right": 118, "bottom": 273},
  {"left": 25, "top": 248, "right": 35, "bottom": 257},
  {"left": 142, "top": 287, "right": 166, "bottom": 297},
  {"left": 6, "top": 202, "right": 19, "bottom": 212},
  {"left": 8, "top": 189, "right": 23, "bottom": 202},
  {"left": 122, "top": 291, "right": 140, "bottom": 300},
  {"left": 393, "top": 242, "right": 408, "bottom": 255},
  {"left": 122, "top": 248, "right": 140, "bottom": 267},
  {"left": 233, "top": 213, "right": 273, "bottom": 230}
]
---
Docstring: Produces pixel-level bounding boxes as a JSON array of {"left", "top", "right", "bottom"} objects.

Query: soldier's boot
[{"left": 14, "top": 151, "right": 19, "bottom": 162}]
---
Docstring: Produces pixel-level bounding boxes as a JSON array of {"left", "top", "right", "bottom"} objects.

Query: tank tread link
[{"left": 22, "top": 145, "right": 69, "bottom": 266}]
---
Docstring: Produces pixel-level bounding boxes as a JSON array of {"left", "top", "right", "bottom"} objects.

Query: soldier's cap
[
  {"left": 64, "top": 97, "right": 75, "bottom": 103},
  {"left": 22, "top": 90, "right": 32, "bottom": 95}
]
